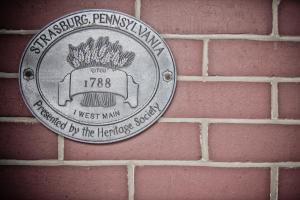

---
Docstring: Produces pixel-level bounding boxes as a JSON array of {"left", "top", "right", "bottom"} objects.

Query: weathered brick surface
[
  {"left": 0, "top": 79, "right": 32, "bottom": 116},
  {"left": 0, "top": 166, "right": 128, "bottom": 200},
  {"left": 209, "top": 40, "right": 300, "bottom": 77},
  {"left": 279, "top": 168, "right": 300, "bottom": 200},
  {"left": 0, "top": 35, "right": 32, "bottom": 73},
  {"left": 0, "top": 122, "right": 58, "bottom": 160},
  {"left": 166, "top": 39, "right": 202, "bottom": 75},
  {"left": 141, "top": 0, "right": 272, "bottom": 34},
  {"left": 209, "top": 124, "right": 300, "bottom": 162},
  {"left": 278, "top": 83, "right": 300, "bottom": 119},
  {"left": 0, "top": 1, "right": 300, "bottom": 199},
  {"left": 279, "top": 0, "right": 300, "bottom": 35},
  {"left": 165, "top": 82, "right": 271, "bottom": 119},
  {"left": 135, "top": 166, "right": 270, "bottom": 200},
  {"left": 65, "top": 123, "right": 201, "bottom": 160},
  {"left": 0, "top": 0, "right": 135, "bottom": 29}
]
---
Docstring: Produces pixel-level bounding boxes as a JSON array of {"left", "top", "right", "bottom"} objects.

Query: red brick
[
  {"left": 135, "top": 166, "right": 270, "bottom": 200},
  {"left": 209, "top": 124, "right": 300, "bottom": 162},
  {"left": 0, "top": 35, "right": 32, "bottom": 73},
  {"left": 279, "top": 83, "right": 300, "bottom": 119},
  {"left": 279, "top": 0, "right": 300, "bottom": 35},
  {"left": 65, "top": 123, "right": 201, "bottom": 160},
  {"left": 166, "top": 39, "right": 202, "bottom": 76},
  {"left": 279, "top": 168, "right": 300, "bottom": 200},
  {"left": 0, "top": 166, "right": 127, "bottom": 200},
  {"left": 141, "top": 0, "right": 272, "bottom": 34},
  {"left": 0, "top": 122, "right": 57, "bottom": 159},
  {"left": 0, "top": 0, "right": 135, "bottom": 29},
  {"left": 209, "top": 40, "right": 300, "bottom": 77},
  {"left": 165, "top": 82, "right": 271, "bottom": 118},
  {"left": 0, "top": 79, "right": 32, "bottom": 116}
]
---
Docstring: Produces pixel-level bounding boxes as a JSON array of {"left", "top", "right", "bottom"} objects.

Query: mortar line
[
  {"left": 0, "top": 117, "right": 38, "bottom": 123},
  {"left": 271, "top": 81, "right": 279, "bottom": 119},
  {"left": 272, "top": 0, "right": 279, "bottom": 37},
  {"left": 159, "top": 118, "right": 300, "bottom": 124},
  {"left": 270, "top": 167, "right": 279, "bottom": 200},
  {"left": 3, "top": 73, "right": 300, "bottom": 83},
  {"left": 1, "top": 159, "right": 300, "bottom": 168},
  {"left": 0, "top": 72, "right": 18, "bottom": 78},
  {"left": 134, "top": 0, "right": 141, "bottom": 19},
  {"left": 161, "top": 34, "right": 300, "bottom": 41},
  {"left": 1, "top": 29, "right": 300, "bottom": 42},
  {"left": 177, "top": 76, "right": 300, "bottom": 82},
  {"left": 1, "top": 117, "right": 300, "bottom": 125},
  {"left": 202, "top": 39, "right": 209, "bottom": 76},
  {"left": 0, "top": 29, "right": 38, "bottom": 35},
  {"left": 200, "top": 121, "right": 209, "bottom": 161},
  {"left": 57, "top": 136, "right": 64, "bottom": 161},
  {"left": 127, "top": 163, "right": 135, "bottom": 200}
]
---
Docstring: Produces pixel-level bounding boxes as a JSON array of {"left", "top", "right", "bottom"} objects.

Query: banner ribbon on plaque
[{"left": 58, "top": 67, "right": 139, "bottom": 108}]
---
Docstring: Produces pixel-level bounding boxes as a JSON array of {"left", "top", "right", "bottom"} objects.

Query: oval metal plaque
[{"left": 19, "top": 10, "right": 176, "bottom": 143}]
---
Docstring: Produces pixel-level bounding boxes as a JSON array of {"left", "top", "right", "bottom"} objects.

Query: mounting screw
[
  {"left": 23, "top": 68, "right": 34, "bottom": 81},
  {"left": 163, "top": 70, "right": 173, "bottom": 82}
]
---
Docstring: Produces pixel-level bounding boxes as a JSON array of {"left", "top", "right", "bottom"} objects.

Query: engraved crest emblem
[
  {"left": 19, "top": 10, "right": 176, "bottom": 143},
  {"left": 59, "top": 37, "right": 138, "bottom": 108}
]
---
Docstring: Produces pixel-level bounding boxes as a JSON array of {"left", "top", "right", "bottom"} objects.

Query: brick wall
[{"left": 0, "top": 0, "right": 300, "bottom": 199}]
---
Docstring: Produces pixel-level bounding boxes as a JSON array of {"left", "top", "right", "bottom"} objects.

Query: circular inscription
[{"left": 19, "top": 10, "right": 176, "bottom": 143}]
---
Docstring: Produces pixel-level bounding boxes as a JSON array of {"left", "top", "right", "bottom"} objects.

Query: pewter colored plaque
[{"left": 19, "top": 10, "right": 176, "bottom": 143}]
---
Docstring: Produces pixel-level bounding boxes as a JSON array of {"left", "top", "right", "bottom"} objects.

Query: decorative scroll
[{"left": 58, "top": 67, "right": 138, "bottom": 108}]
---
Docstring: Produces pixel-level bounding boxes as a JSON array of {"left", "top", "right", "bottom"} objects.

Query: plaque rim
[{"left": 19, "top": 9, "right": 177, "bottom": 143}]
